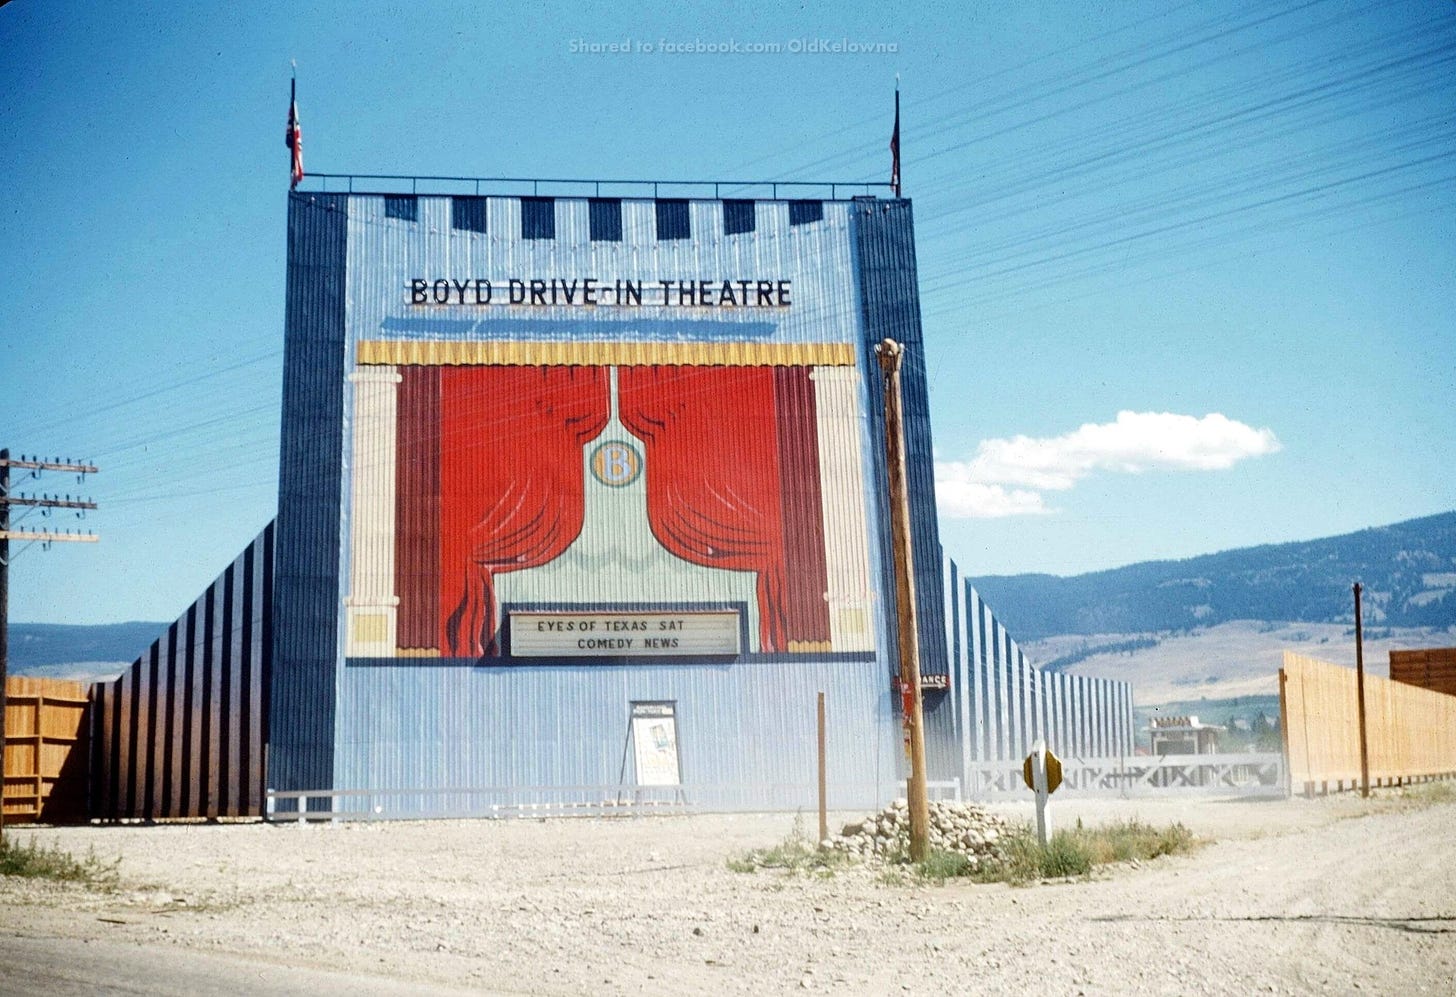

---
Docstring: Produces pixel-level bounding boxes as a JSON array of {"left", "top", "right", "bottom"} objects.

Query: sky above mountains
[{"left": 2, "top": 0, "right": 1453, "bottom": 623}]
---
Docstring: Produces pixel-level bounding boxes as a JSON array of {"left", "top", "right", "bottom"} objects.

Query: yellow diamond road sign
[{"left": 1022, "top": 747, "right": 1063, "bottom": 794}]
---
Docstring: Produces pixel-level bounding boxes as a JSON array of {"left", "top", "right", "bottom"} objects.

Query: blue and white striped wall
[{"left": 937, "top": 554, "right": 1135, "bottom": 778}]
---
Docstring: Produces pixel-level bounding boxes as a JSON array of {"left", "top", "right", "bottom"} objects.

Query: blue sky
[{"left": 2, "top": 0, "right": 1453, "bottom": 624}]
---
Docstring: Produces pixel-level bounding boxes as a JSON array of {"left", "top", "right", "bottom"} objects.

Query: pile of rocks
[{"left": 825, "top": 798, "right": 1015, "bottom": 866}]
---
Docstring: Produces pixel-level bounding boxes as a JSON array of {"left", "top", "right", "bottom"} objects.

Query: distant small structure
[
  {"left": 1389, "top": 647, "right": 1456, "bottom": 697},
  {"left": 1149, "top": 715, "right": 1224, "bottom": 755}
]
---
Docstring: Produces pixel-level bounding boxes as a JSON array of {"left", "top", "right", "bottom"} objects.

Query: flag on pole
[
  {"left": 286, "top": 74, "right": 304, "bottom": 189},
  {"left": 889, "top": 84, "right": 901, "bottom": 198}
]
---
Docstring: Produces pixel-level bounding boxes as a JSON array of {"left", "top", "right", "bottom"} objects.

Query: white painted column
[
  {"left": 810, "top": 365, "right": 875, "bottom": 652},
  {"left": 995, "top": 611, "right": 1007, "bottom": 756},
  {"left": 345, "top": 366, "right": 402, "bottom": 657},
  {"left": 969, "top": 587, "right": 985, "bottom": 763},
  {"left": 951, "top": 558, "right": 974, "bottom": 782}
]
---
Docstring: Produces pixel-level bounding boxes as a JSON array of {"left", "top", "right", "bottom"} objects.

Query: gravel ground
[{"left": 2, "top": 791, "right": 1454, "bottom": 995}]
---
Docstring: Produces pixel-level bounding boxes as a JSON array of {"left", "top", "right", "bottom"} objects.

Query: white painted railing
[{"left": 962, "top": 752, "right": 1286, "bottom": 798}]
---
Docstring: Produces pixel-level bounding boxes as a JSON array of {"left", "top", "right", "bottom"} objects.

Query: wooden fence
[
  {"left": 2, "top": 676, "right": 91, "bottom": 823},
  {"left": 1390, "top": 647, "right": 1456, "bottom": 697},
  {"left": 1281, "top": 650, "right": 1456, "bottom": 793}
]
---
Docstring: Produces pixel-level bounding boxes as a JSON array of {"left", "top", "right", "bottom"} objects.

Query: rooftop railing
[{"left": 298, "top": 172, "right": 894, "bottom": 201}]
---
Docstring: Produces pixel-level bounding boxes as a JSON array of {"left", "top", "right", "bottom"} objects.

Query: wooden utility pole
[
  {"left": 1353, "top": 581, "right": 1370, "bottom": 798},
  {"left": 0, "top": 450, "right": 98, "bottom": 839},
  {"left": 1, "top": 449, "right": 7, "bottom": 841},
  {"left": 875, "top": 339, "right": 929, "bottom": 862}
]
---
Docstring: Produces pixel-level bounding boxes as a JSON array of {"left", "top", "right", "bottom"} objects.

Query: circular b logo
[{"left": 590, "top": 440, "right": 642, "bottom": 487}]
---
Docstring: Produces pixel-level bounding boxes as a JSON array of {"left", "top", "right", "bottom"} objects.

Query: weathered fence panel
[
  {"left": 1282, "top": 650, "right": 1456, "bottom": 792},
  {"left": 1390, "top": 647, "right": 1456, "bottom": 698},
  {"left": 2, "top": 676, "right": 90, "bottom": 823}
]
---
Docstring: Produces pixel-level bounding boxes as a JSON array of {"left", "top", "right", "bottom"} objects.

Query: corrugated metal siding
[
  {"left": 347, "top": 197, "right": 865, "bottom": 347},
  {"left": 270, "top": 191, "right": 348, "bottom": 804},
  {"left": 939, "top": 554, "right": 1135, "bottom": 767},
  {"left": 90, "top": 523, "right": 273, "bottom": 819},
  {"left": 850, "top": 198, "right": 949, "bottom": 683},
  {"left": 357, "top": 340, "right": 857, "bottom": 367},
  {"left": 271, "top": 192, "right": 971, "bottom": 811},
  {"left": 341, "top": 194, "right": 884, "bottom": 658},
  {"left": 327, "top": 194, "right": 897, "bottom": 808},
  {"left": 333, "top": 657, "right": 896, "bottom": 814}
]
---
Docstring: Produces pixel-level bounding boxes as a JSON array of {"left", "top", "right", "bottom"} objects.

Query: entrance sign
[
  {"left": 630, "top": 702, "right": 681, "bottom": 787},
  {"left": 510, "top": 610, "right": 740, "bottom": 657}
]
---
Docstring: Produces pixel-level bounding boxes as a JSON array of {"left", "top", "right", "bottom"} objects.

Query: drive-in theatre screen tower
[{"left": 88, "top": 182, "right": 1134, "bottom": 820}]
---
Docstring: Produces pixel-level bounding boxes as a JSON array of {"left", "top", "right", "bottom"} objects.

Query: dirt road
[{"left": 2, "top": 793, "right": 1452, "bottom": 995}]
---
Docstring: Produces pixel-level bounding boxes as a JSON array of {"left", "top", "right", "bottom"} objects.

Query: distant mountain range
[
  {"left": 6, "top": 621, "right": 163, "bottom": 681},
  {"left": 970, "top": 511, "right": 1456, "bottom": 642}
]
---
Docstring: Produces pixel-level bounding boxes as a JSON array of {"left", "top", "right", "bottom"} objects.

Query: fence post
[
  {"left": 816, "top": 691, "right": 827, "bottom": 845},
  {"left": 1354, "top": 583, "right": 1371, "bottom": 798}
]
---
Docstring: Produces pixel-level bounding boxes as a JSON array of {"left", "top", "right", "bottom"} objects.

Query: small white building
[{"left": 1149, "top": 715, "right": 1224, "bottom": 755}]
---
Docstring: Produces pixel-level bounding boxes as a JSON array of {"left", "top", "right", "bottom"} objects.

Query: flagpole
[
  {"left": 287, "top": 62, "right": 303, "bottom": 190},
  {"left": 890, "top": 75, "right": 902, "bottom": 199}
]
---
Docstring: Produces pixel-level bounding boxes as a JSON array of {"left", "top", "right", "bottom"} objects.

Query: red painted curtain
[
  {"left": 433, "top": 366, "right": 609, "bottom": 656},
  {"left": 396, "top": 362, "right": 830, "bottom": 658},
  {"left": 395, "top": 366, "right": 441, "bottom": 650},
  {"left": 773, "top": 367, "right": 832, "bottom": 648},
  {"left": 620, "top": 365, "right": 833, "bottom": 653}
]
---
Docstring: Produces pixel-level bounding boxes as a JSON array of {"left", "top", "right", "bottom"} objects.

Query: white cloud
[
  {"left": 935, "top": 411, "right": 1280, "bottom": 518},
  {"left": 935, "top": 478, "right": 1049, "bottom": 519}
]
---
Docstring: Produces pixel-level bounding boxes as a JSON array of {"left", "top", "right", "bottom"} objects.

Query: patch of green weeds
[
  {"left": 912, "top": 818, "right": 1197, "bottom": 886},
  {"left": 0, "top": 835, "right": 120, "bottom": 890},
  {"left": 727, "top": 814, "right": 850, "bottom": 877},
  {"left": 915, "top": 848, "right": 974, "bottom": 882}
]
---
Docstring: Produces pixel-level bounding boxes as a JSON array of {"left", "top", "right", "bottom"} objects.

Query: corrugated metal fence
[
  {"left": 940, "top": 556, "right": 1136, "bottom": 785},
  {"left": 89, "top": 523, "right": 273, "bottom": 820}
]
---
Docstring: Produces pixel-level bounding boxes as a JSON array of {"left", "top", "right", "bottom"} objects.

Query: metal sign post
[{"left": 1023, "top": 740, "right": 1062, "bottom": 848}]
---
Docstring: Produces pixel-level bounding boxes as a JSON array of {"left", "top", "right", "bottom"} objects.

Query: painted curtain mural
[{"left": 392, "top": 363, "right": 834, "bottom": 658}]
